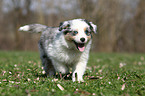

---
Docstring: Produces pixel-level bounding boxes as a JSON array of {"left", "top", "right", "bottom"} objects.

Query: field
[{"left": 0, "top": 51, "right": 145, "bottom": 96}]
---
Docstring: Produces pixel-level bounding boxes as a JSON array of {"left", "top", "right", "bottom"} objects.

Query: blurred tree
[
  {"left": 90, "top": 0, "right": 125, "bottom": 52},
  {"left": 10, "top": 0, "right": 32, "bottom": 49},
  {"left": 78, "top": 0, "right": 95, "bottom": 20},
  {"left": 133, "top": 0, "right": 145, "bottom": 52},
  {"left": 37, "top": 0, "right": 44, "bottom": 24}
]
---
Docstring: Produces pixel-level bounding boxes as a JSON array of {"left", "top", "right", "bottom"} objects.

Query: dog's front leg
[{"left": 72, "top": 61, "right": 87, "bottom": 82}]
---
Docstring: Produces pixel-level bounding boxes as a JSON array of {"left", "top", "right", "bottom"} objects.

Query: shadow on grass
[
  {"left": 34, "top": 72, "right": 72, "bottom": 80},
  {"left": 35, "top": 73, "right": 47, "bottom": 78},
  {"left": 34, "top": 72, "right": 100, "bottom": 81}
]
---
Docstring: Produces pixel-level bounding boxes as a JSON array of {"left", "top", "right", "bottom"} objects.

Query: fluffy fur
[{"left": 19, "top": 19, "right": 97, "bottom": 82}]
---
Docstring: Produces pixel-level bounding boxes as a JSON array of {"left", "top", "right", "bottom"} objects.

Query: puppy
[{"left": 19, "top": 19, "right": 97, "bottom": 82}]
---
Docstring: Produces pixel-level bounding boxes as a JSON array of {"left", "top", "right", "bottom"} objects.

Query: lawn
[{"left": 0, "top": 51, "right": 145, "bottom": 96}]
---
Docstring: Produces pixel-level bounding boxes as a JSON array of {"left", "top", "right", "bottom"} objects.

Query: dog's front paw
[
  {"left": 72, "top": 72, "right": 84, "bottom": 82},
  {"left": 72, "top": 73, "right": 76, "bottom": 82},
  {"left": 72, "top": 78, "right": 84, "bottom": 82},
  {"left": 77, "top": 76, "right": 84, "bottom": 82}
]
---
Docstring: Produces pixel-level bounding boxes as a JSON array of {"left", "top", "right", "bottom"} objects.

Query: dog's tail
[{"left": 18, "top": 24, "right": 48, "bottom": 33}]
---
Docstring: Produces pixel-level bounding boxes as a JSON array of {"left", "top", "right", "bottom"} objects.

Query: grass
[{"left": 0, "top": 51, "right": 145, "bottom": 96}]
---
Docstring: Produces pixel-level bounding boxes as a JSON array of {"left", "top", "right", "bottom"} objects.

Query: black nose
[{"left": 80, "top": 38, "right": 85, "bottom": 42}]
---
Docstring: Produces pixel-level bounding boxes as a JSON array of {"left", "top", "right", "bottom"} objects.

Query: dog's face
[{"left": 59, "top": 19, "right": 97, "bottom": 52}]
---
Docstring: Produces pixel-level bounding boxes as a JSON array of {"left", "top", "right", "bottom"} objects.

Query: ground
[{"left": 0, "top": 51, "right": 145, "bottom": 96}]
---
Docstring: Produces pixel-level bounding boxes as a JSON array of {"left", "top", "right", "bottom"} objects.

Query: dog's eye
[
  {"left": 74, "top": 31, "right": 78, "bottom": 34},
  {"left": 73, "top": 31, "right": 78, "bottom": 35},
  {"left": 85, "top": 30, "right": 91, "bottom": 36}
]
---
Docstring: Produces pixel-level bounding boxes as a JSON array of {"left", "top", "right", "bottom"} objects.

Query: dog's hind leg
[
  {"left": 38, "top": 41, "right": 56, "bottom": 77},
  {"left": 52, "top": 60, "right": 69, "bottom": 75},
  {"left": 41, "top": 55, "right": 56, "bottom": 77}
]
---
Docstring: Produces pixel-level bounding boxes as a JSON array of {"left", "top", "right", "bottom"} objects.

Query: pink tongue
[{"left": 78, "top": 46, "right": 85, "bottom": 52}]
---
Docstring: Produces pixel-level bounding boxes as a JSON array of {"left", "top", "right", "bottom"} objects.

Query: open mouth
[{"left": 74, "top": 41, "right": 85, "bottom": 52}]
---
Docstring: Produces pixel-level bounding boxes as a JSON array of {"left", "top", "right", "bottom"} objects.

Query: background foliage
[{"left": 0, "top": 0, "right": 145, "bottom": 52}]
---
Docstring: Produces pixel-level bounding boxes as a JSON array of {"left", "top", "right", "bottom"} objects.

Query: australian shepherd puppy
[{"left": 19, "top": 19, "right": 97, "bottom": 82}]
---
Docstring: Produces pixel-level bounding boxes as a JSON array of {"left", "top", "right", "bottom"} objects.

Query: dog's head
[{"left": 59, "top": 19, "right": 97, "bottom": 52}]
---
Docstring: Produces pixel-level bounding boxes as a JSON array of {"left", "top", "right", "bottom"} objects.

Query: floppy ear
[
  {"left": 89, "top": 22, "right": 97, "bottom": 34},
  {"left": 59, "top": 21, "right": 70, "bottom": 31},
  {"left": 83, "top": 19, "right": 97, "bottom": 34}
]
